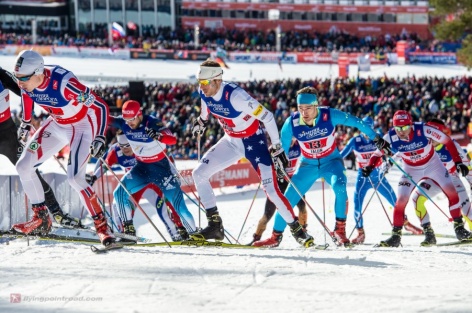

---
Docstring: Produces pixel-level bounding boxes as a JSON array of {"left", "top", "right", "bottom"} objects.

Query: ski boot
[
  {"left": 190, "top": 208, "right": 224, "bottom": 241},
  {"left": 93, "top": 212, "right": 115, "bottom": 246},
  {"left": 453, "top": 217, "right": 472, "bottom": 241},
  {"left": 351, "top": 228, "right": 365, "bottom": 244},
  {"left": 288, "top": 219, "right": 314, "bottom": 247},
  {"left": 51, "top": 209, "right": 83, "bottom": 228},
  {"left": 252, "top": 231, "right": 282, "bottom": 248},
  {"left": 11, "top": 203, "right": 52, "bottom": 235},
  {"left": 378, "top": 226, "right": 402, "bottom": 247},
  {"left": 332, "top": 219, "right": 351, "bottom": 247},
  {"left": 420, "top": 223, "right": 436, "bottom": 247},
  {"left": 177, "top": 227, "right": 189, "bottom": 241},
  {"left": 404, "top": 215, "right": 423, "bottom": 235},
  {"left": 246, "top": 233, "right": 261, "bottom": 246}
]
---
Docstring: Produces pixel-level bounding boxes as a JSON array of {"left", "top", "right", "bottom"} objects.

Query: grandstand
[{"left": 0, "top": 0, "right": 431, "bottom": 38}]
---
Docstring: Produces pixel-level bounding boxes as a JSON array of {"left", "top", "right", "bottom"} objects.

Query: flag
[
  {"left": 112, "top": 22, "right": 126, "bottom": 40},
  {"left": 215, "top": 57, "right": 230, "bottom": 69},
  {"left": 127, "top": 21, "right": 137, "bottom": 31}
]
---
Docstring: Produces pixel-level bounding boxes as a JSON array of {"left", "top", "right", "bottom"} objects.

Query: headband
[
  {"left": 198, "top": 66, "right": 223, "bottom": 80},
  {"left": 297, "top": 93, "right": 318, "bottom": 106}
]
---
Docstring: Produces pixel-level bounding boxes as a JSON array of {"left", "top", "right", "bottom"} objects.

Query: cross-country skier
[
  {"left": 191, "top": 60, "right": 313, "bottom": 247},
  {"left": 365, "top": 110, "right": 472, "bottom": 247},
  {"left": 108, "top": 100, "right": 196, "bottom": 235},
  {"left": 87, "top": 133, "right": 186, "bottom": 241},
  {"left": 0, "top": 67, "right": 81, "bottom": 228},
  {"left": 407, "top": 118, "right": 472, "bottom": 245},
  {"left": 12, "top": 50, "right": 114, "bottom": 245},
  {"left": 339, "top": 116, "right": 422, "bottom": 244},
  {"left": 253, "top": 87, "right": 389, "bottom": 247}
]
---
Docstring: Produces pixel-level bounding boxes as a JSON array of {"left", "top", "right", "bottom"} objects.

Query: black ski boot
[
  {"left": 177, "top": 227, "right": 189, "bottom": 241},
  {"left": 50, "top": 209, "right": 83, "bottom": 228},
  {"left": 191, "top": 208, "right": 224, "bottom": 241},
  {"left": 288, "top": 219, "right": 314, "bottom": 247},
  {"left": 420, "top": 223, "right": 436, "bottom": 247},
  {"left": 378, "top": 226, "right": 402, "bottom": 247},
  {"left": 120, "top": 220, "right": 137, "bottom": 243},
  {"left": 454, "top": 217, "right": 472, "bottom": 241}
]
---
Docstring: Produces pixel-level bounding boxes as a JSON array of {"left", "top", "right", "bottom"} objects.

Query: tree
[{"left": 430, "top": 0, "right": 472, "bottom": 67}]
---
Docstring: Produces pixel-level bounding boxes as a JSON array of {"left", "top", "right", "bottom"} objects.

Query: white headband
[
  {"left": 117, "top": 134, "right": 129, "bottom": 145},
  {"left": 198, "top": 66, "right": 223, "bottom": 80}
]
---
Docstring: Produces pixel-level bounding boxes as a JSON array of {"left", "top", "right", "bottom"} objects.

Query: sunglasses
[
  {"left": 394, "top": 125, "right": 411, "bottom": 132},
  {"left": 124, "top": 116, "right": 138, "bottom": 122},
  {"left": 197, "top": 79, "right": 212, "bottom": 86},
  {"left": 119, "top": 144, "right": 131, "bottom": 148},
  {"left": 16, "top": 73, "right": 35, "bottom": 82}
]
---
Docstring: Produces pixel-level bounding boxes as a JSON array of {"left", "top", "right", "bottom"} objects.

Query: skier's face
[
  {"left": 298, "top": 105, "right": 317, "bottom": 126},
  {"left": 16, "top": 72, "right": 43, "bottom": 92},
  {"left": 394, "top": 125, "right": 411, "bottom": 140},
  {"left": 119, "top": 144, "right": 133, "bottom": 156},
  {"left": 125, "top": 115, "right": 142, "bottom": 129},
  {"left": 199, "top": 79, "right": 221, "bottom": 97}
]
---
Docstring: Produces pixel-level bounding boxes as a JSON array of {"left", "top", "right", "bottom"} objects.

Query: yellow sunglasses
[
  {"left": 197, "top": 79, "right": 211, "bottom": 86},
  {"left": 394, "top": 125, "right": 411, "bottom": 132}
]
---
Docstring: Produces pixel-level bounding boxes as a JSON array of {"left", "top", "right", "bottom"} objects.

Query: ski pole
[
  {"left": 368, "top": 176, "right": 393, "bottom": 226},
  {"left": 236, "top": 182, "right": 261, "bottom": 242},
  {"left": 153, "top": 140, "right": 235, "bottom": 244},
  {"left": 321, "top": 177, "right": 327, "bottom": 245},
  {"left": 274, "top": 161, "right": 338, "bottom": 244},
  {"left": 197, "top": 132, "right": 202, "bottom": 228},
  {"left": 99, "top": 157, "right": 171, "bottom": 247}
]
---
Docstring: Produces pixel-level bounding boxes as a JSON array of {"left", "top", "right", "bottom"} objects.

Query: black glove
[
  {"left": 455, "top": 162, "right": 469, "bottom": 177},
  {"left": 373, "top": 136, "right": 392, "bottom": 155},
  {"left": 18, "top": 121, "right": 34, "bottom": 145},
  {"left": 146, "top": 127, "right": 162, "bottom": 141},
  {"left": 90, "top": 135, "right": 106, "bottom": 158},
  {"left": 361, "top": 165, "right": 374, "bottom": 177},
  {"left": 270, "top": 143, "right": 288, "bottom": 179},
  {"left": 86, "top": 174, "right": 98, "bottom": 186},
  {"left": 192, "top": 117, "right": 208, "bottom": 137}
]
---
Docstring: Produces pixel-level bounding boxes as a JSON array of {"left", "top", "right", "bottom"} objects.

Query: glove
[
  {"left": 89, "top": 135, "right": 106, "bottom": 158},
  {"left": 379, "top": 160, "right": 393, "bottom": 175},
  {"left": 455, "top": 162, "right": 469, "bottom": 177},
  {"left": 85, "top": 174, "right": 98, "bottom": 186},
  {"left": 146, "top": 127, "right": 162, "bottom": 141},
  {"left": 192, "top": 117, "right": 208, "bottom": 137},
  {"left": 18, "top": 121, "right": 34, "bottom": 145},
  {"left": 270, "top": 143, "right": 288, "bottom": 179},
  {"left": 373, "top": 136, "right": 392, "bottom": 155},
  {"left": 361, "top": 165, "right": 374, "bottom": 177}
]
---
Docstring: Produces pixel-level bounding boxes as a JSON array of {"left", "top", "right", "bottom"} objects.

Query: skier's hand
[
  {"left": 270, "top": 143, "right": 288, "bottom": 179},
  {"left": 90, "top": 135, "right": 106, "bottom": 158},
  {"left": 18, "top": 121, "right": 34, "bottom": 145},
  {"left": 86, "top": 174, "right": 98, "bottom": 186},
  {"left": 373, "top": 136, "right": 392, "bottom": 155},
  {"left": 455, "top": 162, "right": 469, "bottom": 177},
  {"left": 145, "top": 127, "right": 162, "bottom": 141},
  {"left": 192, "top": 117, "right": 208, "bottom": 137},
  {"left": 361, "top": 165, "right": 374, "bottom": 177}
]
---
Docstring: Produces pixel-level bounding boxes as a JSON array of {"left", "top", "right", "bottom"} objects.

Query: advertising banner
[{"left": 407, "top": 52, "right": 457, "bottom": 64}]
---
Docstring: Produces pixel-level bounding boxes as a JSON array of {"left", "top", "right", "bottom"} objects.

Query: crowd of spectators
[
  {"left": 1, "top": 20, "right": 455, "bottom": 54},
  {"left": 55, "top": 74, "right": 471, "bottom": 160}
]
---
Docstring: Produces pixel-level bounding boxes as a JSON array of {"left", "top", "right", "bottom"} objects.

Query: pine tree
[{"left": 430, "top": 0, "right": 472, "bottom": 68}]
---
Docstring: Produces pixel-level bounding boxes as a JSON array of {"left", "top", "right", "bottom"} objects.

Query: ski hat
[
  {"left": 117, "top": 134, "right": 130, "bottom": 146},
  {"left": 393, "top": 110, "right": 412, "bottom": 127},
  {"left": 362, "top": 116, "right": 374, "bottom": 128},
  {"left": 14, "top": 50, "right": 44, "bottom": 76},
  {"left": 198, "top": 66, "right": 223, "bottom": 80},
  {"left": 122, "top": 100, "right": 142, "bottom": 119}
]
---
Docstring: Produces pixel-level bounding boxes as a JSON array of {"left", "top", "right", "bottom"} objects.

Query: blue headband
[{"left": 297, "top": 93, "right": 318, "bottom": 105}]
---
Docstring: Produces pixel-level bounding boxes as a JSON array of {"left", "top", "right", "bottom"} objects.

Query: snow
[{"left": 1, "top": 55, "right": 472, "bottom": 312}]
